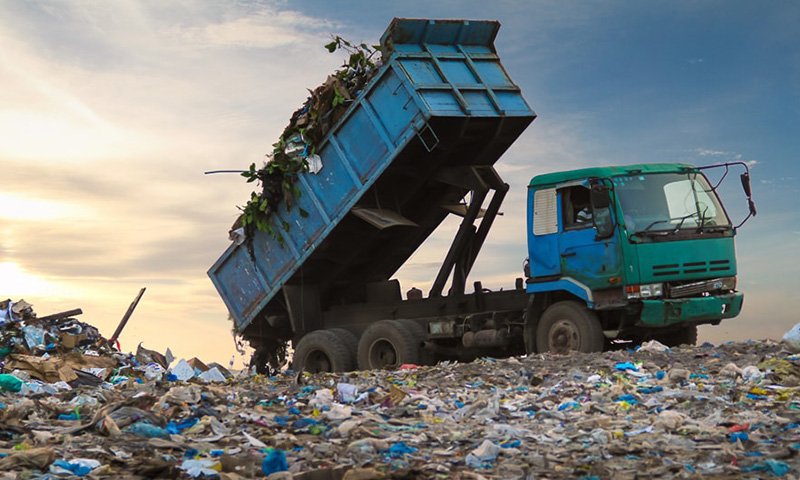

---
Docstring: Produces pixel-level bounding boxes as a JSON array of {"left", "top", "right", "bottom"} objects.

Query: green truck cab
[{"left": 524, "top": 162, "right": 755, "bottom": 353}]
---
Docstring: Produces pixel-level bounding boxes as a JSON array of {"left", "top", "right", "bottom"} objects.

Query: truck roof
[{"left": 529, "top": 163, "right": 696, "bottom": 188}]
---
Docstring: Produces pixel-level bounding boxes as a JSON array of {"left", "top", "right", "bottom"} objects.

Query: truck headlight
[
  {"left": 721, "top": 276, "right": 736, "bottom": 291},
  {"left": 625, "top": 283, "right": 663, "bottom": 299}
]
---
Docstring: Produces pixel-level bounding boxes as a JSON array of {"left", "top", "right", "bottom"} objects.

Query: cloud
[
  {"left": 174, "top": 8, "right": 336, "bottom": 49},
  {"left": 695, "top": 148, "right": 728, "bottom": 157},
  {"left": 692, "top": 149, "right": 761, "bottom": 170}
]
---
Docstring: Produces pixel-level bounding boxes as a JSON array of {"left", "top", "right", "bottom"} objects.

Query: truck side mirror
[
  {"left": 747, "top": 198, "right": 757, "bottom": 217},
  {"left": 740, "top": 172, "right": 757, "bottom": 217},
  {"left": 593, "top": 209, "right": 615, "bottom": 239},
  {"left": 590, "top": 184, "right": 615, "bottom": 239},
  {"left": 740, "top": 172, "right": 752, "bottom": 197},
  {"left": 590, "top": 184, "right": 611, "bottom": 209}
]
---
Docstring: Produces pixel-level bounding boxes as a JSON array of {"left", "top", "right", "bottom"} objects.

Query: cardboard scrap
[
  {"left": 7, "top": 353, "right": 117, "bottom": 384},
  {"left": 0, "top": 447, "right": 56, "bottom": 470}
]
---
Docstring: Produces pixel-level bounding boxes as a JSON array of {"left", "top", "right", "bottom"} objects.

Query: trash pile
[
  {"left": 2, "top": 333, "right": 800, "bottom": 479},
  {"left": 0, "top": 299, "right": 126, "bottom": 394}
]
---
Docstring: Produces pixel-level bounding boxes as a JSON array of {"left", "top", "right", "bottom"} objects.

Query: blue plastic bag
[
  {"left": 125, "top": 421, "right": 170, "bottom": 439},
  {"left": 262, "top": 448, "right": 288, "bottom": 475}
]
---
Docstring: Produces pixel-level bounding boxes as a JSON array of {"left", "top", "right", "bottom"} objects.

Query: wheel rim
[
  {"left": 548, "top": 319, "right": 581, "bottom": 354},
  {"left": 368, "top": 338, "right": 398, "bottom": 369},
  {"left": 304, "top": 350, "right": 332, "bottom": 373}
]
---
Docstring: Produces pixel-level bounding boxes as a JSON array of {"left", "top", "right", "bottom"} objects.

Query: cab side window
[{"left": 562, "top": 186, "right": 593, "bottom": 229}]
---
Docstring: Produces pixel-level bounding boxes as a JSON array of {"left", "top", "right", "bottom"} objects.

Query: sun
[{"left": 0, "top": 262, "right": 59, "bottom": 298}]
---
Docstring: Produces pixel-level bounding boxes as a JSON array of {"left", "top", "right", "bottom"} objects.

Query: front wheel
[{"left": 535, "top": 301, "right": 605, "bottom": 354}]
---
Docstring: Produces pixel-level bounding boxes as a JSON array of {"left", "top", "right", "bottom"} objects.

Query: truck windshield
[{"left": 612, "top": 172, "right": 731, "bottom": 237}]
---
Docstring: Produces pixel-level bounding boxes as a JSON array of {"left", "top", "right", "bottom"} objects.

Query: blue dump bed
[{"left": 209, "top": 19, "right": 536, "bottom": 332}]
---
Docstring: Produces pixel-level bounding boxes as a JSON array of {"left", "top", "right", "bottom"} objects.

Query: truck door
[
  {"left": 557, "top": 184, "right": 622, "bottom": 297},
  {"left": 528, "top": 187, "right": 561, "bottom": 278}
]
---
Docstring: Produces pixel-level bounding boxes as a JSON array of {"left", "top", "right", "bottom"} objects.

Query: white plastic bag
[{"left": 782, "top": 323, "right": 800, "bottom": 353}]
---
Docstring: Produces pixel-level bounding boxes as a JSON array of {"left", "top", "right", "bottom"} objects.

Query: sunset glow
[
  {"left": 0, "top": 192, "right": 90, "bottom": 222},
  {"left": 0, "top": 110, "right": 126, "bottom": 162},
  {"left": 0, "top": 262, "right": 59, "bottom": 298}
]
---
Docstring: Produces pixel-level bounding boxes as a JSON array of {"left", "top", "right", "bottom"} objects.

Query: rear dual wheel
[
  {"left": 291, "top": 328, "right": 358, "bottom": 373},
  {"left": 291, "top": 320, "right": 428, "bottom": 373},
  {"left": 357, "top": 320, "right": 424, "bottom": 370}
]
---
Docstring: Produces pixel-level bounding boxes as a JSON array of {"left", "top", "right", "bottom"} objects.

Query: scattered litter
[
  {"left": 638, "top": 340, "right": 670, "bottom": 352},
  {"left": 466, "top": 440, "right": 501, "bottom": 469},
  {"left": 170, "top": 359, "right": 196, "bottom": 381},
  {"left": 180, "top": 458, "right": 221, "bottom": 477},
  {"left": 719, "top": 362, "right": 742, "bottom": 378},
  {"left": 742, "top": 365, "right": 765, "bottom": 383},
  {"left": 262, "top": 448, "right": 289, "bottom": 475},
  {"left": 782, "top": 323, "right": 800, "bottom": 353},
  {"left": 1, "top": 297, "right": 798, "bottom": 477},
  {"left": 615, "top": 362, "right": 639, "bottom": 372},
  {"left": 50, "top": 458, "right": 101, "bottom": 477},
  {"left": 198, "top": 366, "right": 226, "bottom": 383}
]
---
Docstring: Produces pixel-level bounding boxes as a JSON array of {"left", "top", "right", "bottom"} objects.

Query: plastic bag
[
  {"left": 124, "top": 421, "right": 170, "bottom": 439},
  {"left": 169, "top": 359, "right": 195, "bottom": 381},
  {"left": 262, "top": 448, "right": 288, "bottom": 475},
  {"left": 782, "top": 323, "right": 800, "bottom": 353},
  {"left": 50, "top": 458, "right": 100, "bottom": 477},
  {"left": 22, "top": 325, "right": 46, "bottom": 349},
  {"left": 0, "top": 373, "right": 23, "bottom": 392}
]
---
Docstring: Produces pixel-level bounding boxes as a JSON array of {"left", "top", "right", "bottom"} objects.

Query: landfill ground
[{"left": 2, "top": 337, "right": 800, "bottom": 479}]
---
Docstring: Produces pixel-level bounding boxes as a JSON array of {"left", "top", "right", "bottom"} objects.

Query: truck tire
[
  {"left": 535, "top": 301, "right": 604, "bottom": 354},
  {"left": 292, "top": 330, "right": 355, "bottom": 373},
  {"left": 654, "top": 325, "right": 698, "bottom": 347},
  {"left": 328, "top": 328, "right": 359, "bottom": 357},
  {"left": 358, "top": 320, "right": 420, "bottom": 370},
  {"left": 394, "top": 319, "right": 433, "bottom": 366}
]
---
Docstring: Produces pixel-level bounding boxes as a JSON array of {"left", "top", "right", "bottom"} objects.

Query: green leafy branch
[
  {"left": 324, "top": 36, "right": 380, "bottom": 95},
  {"left": 237, "top": 36, "right": 380, "bottom": 244},
  {"left": 238, "top": 139, "right": 309, "bottom": 244}
]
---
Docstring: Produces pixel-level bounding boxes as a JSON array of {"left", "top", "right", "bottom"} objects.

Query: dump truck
[{"left": 208, "top": 18, "right": 756, "bottom": 372}]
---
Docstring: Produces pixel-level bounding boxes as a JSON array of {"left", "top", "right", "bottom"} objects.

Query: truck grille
[
  {"left": 669, "top": 278, "right": 727, "bottom": 298},
  {"left": 653, "top": 259, "right": 730, "bottom": 277}
]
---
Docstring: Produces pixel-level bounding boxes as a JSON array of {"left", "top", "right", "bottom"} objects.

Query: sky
[{"left": 0, "top": 0, "right": 798, "bottom": 367}]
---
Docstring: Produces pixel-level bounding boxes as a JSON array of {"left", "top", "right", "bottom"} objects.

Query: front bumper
[{"left": 637, "top": 292, "right": 743, "bottom": 328}]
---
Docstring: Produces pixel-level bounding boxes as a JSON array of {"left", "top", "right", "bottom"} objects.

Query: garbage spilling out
[
  {"left": 2, "top": 300, "right": 799, "bottom": 480},
  {"left": 235, "top": 37, "right": 382, "bottom": 241}
]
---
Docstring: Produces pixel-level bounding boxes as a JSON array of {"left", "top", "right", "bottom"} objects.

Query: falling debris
[{"left": 236, "top": 36, "right": 383, "bottom": 241}]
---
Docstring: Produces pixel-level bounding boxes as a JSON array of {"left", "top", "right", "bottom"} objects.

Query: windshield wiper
[
  {"left": 696, "top": 224, "right": 731, "bottom": 234},
  {"left": 633, "top": 211, "right": 700, "bottom": 238},
  {"left": 694, "top": 205, "right": 732, "bottom": 234}
]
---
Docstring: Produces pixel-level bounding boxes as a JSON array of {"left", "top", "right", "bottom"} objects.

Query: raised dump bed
[{"left": 209, "top": 18, "right": 536, "bottom": 339}]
